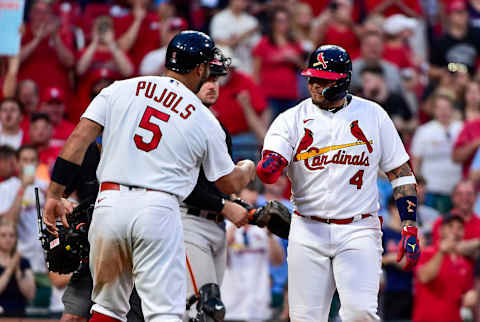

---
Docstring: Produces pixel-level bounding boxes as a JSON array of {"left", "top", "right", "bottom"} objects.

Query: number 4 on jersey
[{"left": 349, "top": 170, "right": 364, "bottom": 190}]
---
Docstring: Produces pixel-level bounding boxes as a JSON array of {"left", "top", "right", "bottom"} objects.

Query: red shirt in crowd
[
  {"left": 114, "top": 12, "right": 160, "bottom": 70},
  {"left": 18, "top": 26, "right": 74, "bottom": 104},
  {"left": 453, "top": 119, "right": 480, "bottom": 178},
  {"left": 322, "top": 24, "right": 361, "bottom": 59},
  {"left": 432, "top": 214, "right": 480, "bottom": 244},
  {"left": 50, "top": 120, "right": 76, "bottom": 147},
  {"left": 413, "top": 246, "right": 473, "bottom": 322},
  {"left": 72, "top": 49, "right": 128, "bottom": 123},
  {"left": 383, "top": 44, "right": 415, "bottom": 69},
  {"left": 39, "top": 145, "right": 62, "bottom": 171},
  {"left": 365, "top": 0, "right": 423, "bottom": 17},
  {"left": 211, "top": 70, "right": 267, "bottom": 136},
  {"left": 252, "top": 36, "right": 303, "bottom": 100}
]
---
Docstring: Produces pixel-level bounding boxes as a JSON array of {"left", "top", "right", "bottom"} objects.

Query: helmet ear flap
[{"left": 322, "top": 77, "right": 349, "bottom": 102}]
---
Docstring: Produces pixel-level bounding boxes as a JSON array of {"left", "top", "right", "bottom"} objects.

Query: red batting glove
[{"left": 397, "top": 226, "right": 420, "bottom": 271}]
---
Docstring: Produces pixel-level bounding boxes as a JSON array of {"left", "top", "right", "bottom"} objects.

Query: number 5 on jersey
[{"left": 134, "top": 106, "right": 170, "bottom": 152}]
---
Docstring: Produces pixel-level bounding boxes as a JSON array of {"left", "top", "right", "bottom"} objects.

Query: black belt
[{"left": 186, "top": 208, "right": 224, "bottom": 224}]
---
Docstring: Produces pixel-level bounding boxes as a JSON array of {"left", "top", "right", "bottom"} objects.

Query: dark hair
[
  {"left": 442, "top": 214, "right": 464, "bottom": 226},
  {"left": 0, "top": 145, "right": 16, "bottom": 160},
  {"left": 0, "top": 97, "right": 24, "bottom": 114},
  {"left": 266, "top": 6, "right": 295, "bottom": 46},
  {"left": 360, "top": 64, "right": 385, "bottom": 77},
  {"left": 16, "top": 79, "right": 39, "bottom": 96},
  {"left": 30, "top": 112, "right": 51, "bottom": 124},
  {"left": 16, "top": 144, "right": 38, "bottom": 159}
]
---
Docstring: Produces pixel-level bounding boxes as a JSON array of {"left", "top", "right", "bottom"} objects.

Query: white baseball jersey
[
  {"left": 263, "top": 95, "right": 409, "bottom": 219},
  {"left": 82, "top": 76, "right": 235, "bottom": 200}
]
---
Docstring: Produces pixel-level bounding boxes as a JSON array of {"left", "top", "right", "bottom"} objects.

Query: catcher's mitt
[
  {"left": 232, "top": 199, "right": 291, "bottom": 239},
  {"left": 38, "top": 196, "right": 94, "bottom": 274}
]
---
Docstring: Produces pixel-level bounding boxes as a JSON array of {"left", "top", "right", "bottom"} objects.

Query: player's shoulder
[
  {"left": 275, "top": 98, "right": 312, "bottom": 121},
  {"left": 349, "top": 95, "right": 386, "bottom": 115}
]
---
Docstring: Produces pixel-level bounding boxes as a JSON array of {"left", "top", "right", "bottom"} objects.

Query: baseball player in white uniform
[
  {"left": 42, "top": 31, "right": 255, "bottom": 322},
  {"left": 256, "top": 45, "right": 421, "bottom": 321}
]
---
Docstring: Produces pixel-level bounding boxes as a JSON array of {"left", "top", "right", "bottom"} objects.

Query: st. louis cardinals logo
[
  {"left": 350, "top": 120, "right": 373, "bottom": 153},
  {"left": 313, "top": 52, "right": 328, "bottom": 69},
  {"left": 294, "top": 124, "right": 374, "bottom": 170}
]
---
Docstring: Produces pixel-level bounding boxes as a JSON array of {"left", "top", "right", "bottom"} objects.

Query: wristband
[
  {"left": 395, "top": 196, "right": 417, "bottom": 222},
  {"left": 51, "top": 157, "right": 81, "bottom": 188},
  {"left": 391, "top": 175, "right": 416, "bottom": 189}
]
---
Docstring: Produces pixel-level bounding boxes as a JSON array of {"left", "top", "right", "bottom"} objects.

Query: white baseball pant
[
  {"left": 181, "top": 208, "right": 227, "bottom": 321},
  {"left": 288, "top": 214, "right": 382, "bottom": 322},
  {"left": 88, "top": 187, "right": 186, "bottom": 322}
]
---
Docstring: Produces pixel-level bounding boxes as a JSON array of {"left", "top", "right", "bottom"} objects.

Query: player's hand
[
  {"left": 237, "top": 160, "right": 256, "bottom": 181},
  {"left": 221, "top": 200, "right": 250, "bottom": 228},
  {"left": 43, "top": 197, "right": 69, "bottom": 236},
  {"left": 60, "top": 198, "right": 77, "bottom": 215},
  {"left": 396, "top": 226, "right": 420, "bottom": 271}
]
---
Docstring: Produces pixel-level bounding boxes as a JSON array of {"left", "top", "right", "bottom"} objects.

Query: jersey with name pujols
[
  {"left": 263, "top": 95, "right": 409, "bottom": 219},
  {"left": 81, "top": 76, "right": 235, "bottom": 200}
]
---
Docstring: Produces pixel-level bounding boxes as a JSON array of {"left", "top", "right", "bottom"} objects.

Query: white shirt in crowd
[
  {"left": 221, "top": 223, "right": 273, "bottom": 322},
  {"left": 0, "top": 177, "right": 48, "bottom": 273},
  {"left": 410, "top": 120, "right": 463, "bottom": 195},
  {"left": 210, "top": 8, "right": 260, "bottom": 75},
  {"left": 139, "top": 47, "right": 167, "bottom": 76},
  {"left": 0, "top": 130, "right": 23, "bottom": 150},
  {"left": 82, "top": 76, "right": 235, "bottom": 200}
]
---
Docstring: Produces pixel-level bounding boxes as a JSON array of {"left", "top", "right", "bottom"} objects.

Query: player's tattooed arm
[{"left": 386, "top": 162, "right": 417, "bottom": 227}]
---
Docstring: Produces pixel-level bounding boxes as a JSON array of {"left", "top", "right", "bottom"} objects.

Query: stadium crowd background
[{"left": 1, "top": 0, "right": 480, "bottom": 320}]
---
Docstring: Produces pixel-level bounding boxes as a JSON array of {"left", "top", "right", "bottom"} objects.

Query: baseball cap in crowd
[
  {"left": 446, "top": 0, "right": 467, "bottom": 14},
  {"left": 383, "top": 14, "right": 416, "bottom": 35},
  {"left": 167, "top": 17, "right": 188, "bottom": 32},
  {"left": 42, "top": 87, "right": 64, "bottom": 103}
]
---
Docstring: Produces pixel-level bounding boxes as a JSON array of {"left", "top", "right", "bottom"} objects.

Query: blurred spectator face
[
  {"left": 93, "top": 16, "right": 115, "bottom": 45},
  {"left": 465, "top": 82, "right": 480, "bottom": 107},
  {"left": 332, "top": 0, "right": 353, "bottom": 23},
  {"left": 17, "top": 80, "right": 39, "bottom": 115},
  {"left": 0, "top": 222, "right": 17, "bottom": 256},
  {"left": 361, "top": 34, "right": 383, "bottom": 61},
  {"left": 448, "top": 4, "right": 469, "bottom": 28},
  {"left": 361, "top": 71, "right": 385, "bottom": 99},
  {"left": 440, "top": 218, "right": 464, "bottom": 242},
  {"left": 18, "top": 147, "right": 39, "bottom": 171},
  {"left": 157, "top": 1, "right": 175, "bottom": 21},
  {"left": 230, "top": 0, "right": 248, "bottom": 12},
  {"left": 29, "top": 118, "right": 53, "bottom": 146},
  {"left": 432, "top": 96, "right": 454, "bottom": 124},
  {"left": 0, "top": 154, "right": 16, "bottom": 178},
  {"left": 197, "top": 75, "right": 220, "bottom": 107},
  {"left": 363, "top": 15, "right": 384, "bottom": 35},
  {"left": 0, "top": 100, "right": 22, "bottom": 131},
  {"left": 452, "top": 181, "right": 476, "bottom": 215},
  {"left": 294, "top": 3, "right": 313, "bottom": 29},
  {"left": 29, "top": 1, "right": 53, "bottom": 29},
  {"left": 273, "top": 10, "right": 290, "bottom": 35},
  {"left": 40, "top": 87, "right": 65, "bottom": 126},
  {"left": 127, "top": 0, "right": 149, "bottom": 7},
  {"left": 239, "top": 188, "right": 259, "bottom": 205}
]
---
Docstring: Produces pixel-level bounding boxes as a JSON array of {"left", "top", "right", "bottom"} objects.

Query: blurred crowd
[{"left": 1, "top": 0, "right": 480, "bottom": 320}]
